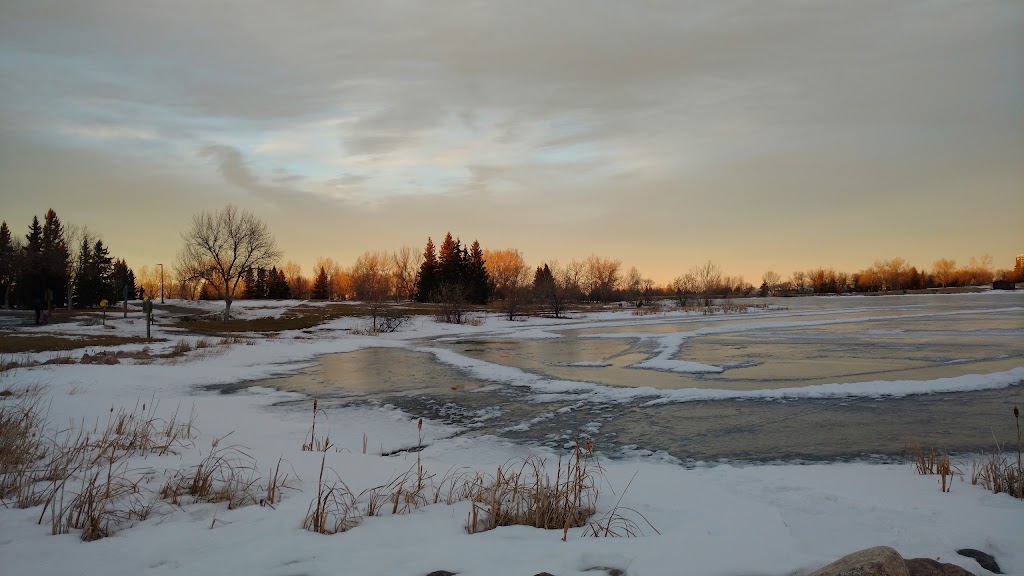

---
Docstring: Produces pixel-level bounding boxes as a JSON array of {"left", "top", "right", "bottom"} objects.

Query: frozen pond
[{"left": 242, "top": 292, "right": 1024, "bottom": 463}]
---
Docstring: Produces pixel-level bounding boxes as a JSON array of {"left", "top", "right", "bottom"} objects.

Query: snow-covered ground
[{"left": 1, "top": 295, "right": 1022, "bottom": 576}]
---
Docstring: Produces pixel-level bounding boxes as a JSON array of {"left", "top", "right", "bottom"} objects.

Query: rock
[
  {"left": 533, "top": 573, "right": 556, "bottom": 576},
  {"left": 905, "top": 558, "right": 976, "bottom": 576},
  {"left": 956, "top": 550, "right": 1001, "bottom": 574},
  {"left": 809, "top": 546, "right": 909, "bottom": 576},
  {"left": 425, "top": 572, "right": 456, "bottom": 576}
]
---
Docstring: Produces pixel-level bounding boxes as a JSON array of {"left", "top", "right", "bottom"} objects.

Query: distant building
[{"left": 992, "top": 279, "right": 1015, "bottom": 290}]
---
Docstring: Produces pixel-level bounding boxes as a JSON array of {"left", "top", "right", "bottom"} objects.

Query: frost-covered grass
[{"left": 1, "top": 294, "right": 1022, "bottom": 576}]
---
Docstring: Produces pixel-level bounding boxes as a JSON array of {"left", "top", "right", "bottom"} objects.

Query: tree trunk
[{"left": 223, "top": 297, "right": 232, "bottom": 321}]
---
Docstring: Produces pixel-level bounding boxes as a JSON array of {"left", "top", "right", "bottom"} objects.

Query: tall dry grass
[
  {"left": 466, "top": 438, "right": 598, "bottom": 541},
  {"left": 970, "top": 406, "right": 1023, "bottom": 499}
]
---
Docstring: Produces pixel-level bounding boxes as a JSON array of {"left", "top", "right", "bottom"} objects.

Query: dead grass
[
  {"left": 0, "top": 335, "right": 160, "bottom": 355},
  {"left": 0, "top": 396, "right": 49, "bottom": 503},
  {"left": 908, "top": 441, "right": 958, "bottom": 492},
  {"left": 466, "top": 438, "right": 598, "bottom": 540},
  {"left": 303, "top": 454, "right": 359, "bottom": 534},
  {"left": 301, "top": 399, "right": 333, "bottom": 452},
  {"left": 970, "top": 406, "right": 1023, "bottom": 499},
  {"left": 159, "top": 438, "right": 261, "bottom": 509}
]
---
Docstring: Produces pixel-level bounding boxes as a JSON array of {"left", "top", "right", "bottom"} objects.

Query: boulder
[
  {"left": 905, "top": 558, "right": 976, "bottom": 576},
  {"left": 956, "top": 550, "right": 1001, "bottom": 574},
  {"left": 425, "top": 572, "right": 456, "bottom": 576},
  {"left": 809, "top": 546, "right": 910, "bottom": 576}
]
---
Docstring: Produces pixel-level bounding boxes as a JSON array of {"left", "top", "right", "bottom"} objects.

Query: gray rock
[
  {"left": 905, "top": 558, "right": 976, "bottom": 576},
  {"left": 809, "top": 546, "right": 909, "bottom": 576},
  {"left": 533, "top": 573, "right": 556, "bottom": 576},
  {"left": 425, "top": 572, "right": 456, "bottom": 576},
  {"left": 956, "top": 550, "right": 1001, "bottom": 574}
]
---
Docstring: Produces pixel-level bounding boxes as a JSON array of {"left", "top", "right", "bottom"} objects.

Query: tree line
[
  {"left": 173, "top": 208, "right": 1016, "bottom": 322},
  {"left": 0, "top": 209, "right": 136, "bottom": 312}
]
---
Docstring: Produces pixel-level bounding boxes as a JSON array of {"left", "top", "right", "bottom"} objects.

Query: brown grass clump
[
  {"left": 909, "top": 442, "right": 958, "bottom": 492},
  {"left": 970, "top": 406, "right": 1023, "bottom": 499},
  {"left": 0, "top": 396, "right": 49, "bottom": 503},
  {"left": 49, "top": 456, "right": 154, "bottom": 541},
  {"left": 303, "top": 454, "right": 359, "bottom": 534},
  {"left": 466, "top": 438, "right": 598, "bottom": 540},
  {"left": 159, "top": 439, "right": 261, "bottom": 509}
]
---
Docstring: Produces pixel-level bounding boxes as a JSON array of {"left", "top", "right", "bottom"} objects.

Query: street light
[{"left": 158, "top": 263, "right": 164, "bottom": 304}]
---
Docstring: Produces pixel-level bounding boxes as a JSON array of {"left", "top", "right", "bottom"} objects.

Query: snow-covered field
[{"left": 1, "top": 294, "right": 1022, "bottom": 576}]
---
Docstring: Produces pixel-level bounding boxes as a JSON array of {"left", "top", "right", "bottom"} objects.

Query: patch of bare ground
[{"left": 0, "top": 335, "right": 161, "bottom": 355}]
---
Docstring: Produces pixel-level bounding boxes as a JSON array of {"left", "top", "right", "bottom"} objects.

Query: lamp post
[{"left": 158, "top": 263, "right": 164, "bottom": 304}]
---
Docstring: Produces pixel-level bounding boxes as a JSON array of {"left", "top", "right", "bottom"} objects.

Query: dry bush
[
  {"left": 261, "top": 457, "right": 296, "bottom": 508},
  {"left": 0, "top": 396, "right": 50, "bottom": 504},
  {"left": 170, "top": 339, "right": 193, "bottom": 355},
  {"left": 970, "top": 406, "right": 1023, "bottom": 499},
  {"left": 908, "top": 442, "right": 958, "bottom": 492},
  {"left": 159, "top": 440, "right": 260, "bottom": 509},
  {"left": 49, "top": 456, "right": 154, "bottom": 541},
  {"left": 466, "top": 439, "right": 598, "bottom": 540},
  {"left": 303, "top": 454, "right": 359, "bottom": 534}
]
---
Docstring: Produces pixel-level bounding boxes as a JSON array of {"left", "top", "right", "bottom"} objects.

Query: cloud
[
  {"left": 199, "top": 144, "right": 299, "bottom": 201},
  {"left": 0, "top": 0, "right": 1021, "bottom": 281}
]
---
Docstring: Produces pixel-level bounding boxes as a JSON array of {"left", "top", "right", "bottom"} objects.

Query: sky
[{"left": 1, "top": 0, "right": 1022, "bottom": 285}]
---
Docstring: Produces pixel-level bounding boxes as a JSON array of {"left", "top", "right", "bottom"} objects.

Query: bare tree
[
  {"left": 390, "top": 246, "right": 420, "bottom": 302},
  {"left": 691, "top": 260, "right": 722, "bottom": 306},
  {"left": 670, "top": 273, "right": 697, "bottom": 307},
  {"left": 585, "top": 255, "right": 621, "bottom": 302},
  {"left": 350, "top": 250, "right": 392, "bottom": 301},
  {"left": 761, "top": 270, "right": 781, "bottom": 296},
  {"left": 176, "top": 205, "right": 280, "bottom": 320},
  {"left": 932, "top": 258, "right": 956, "bottom": 289}
]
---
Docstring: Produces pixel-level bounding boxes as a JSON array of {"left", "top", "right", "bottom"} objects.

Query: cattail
[{"left": 418, "top": 418, "right": 423, "bottom": 431}]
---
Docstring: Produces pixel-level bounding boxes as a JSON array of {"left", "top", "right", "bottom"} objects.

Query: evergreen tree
[
  {"left": 242, "top": 268, "right": 257, "bottom": 299},
  {"left": 110, "top": 259, "right": 136, "bottom": 301},
  {"left": 74, "top": 239, "right": 113, "bottom": 307},
  {"left": 269, "top": 267, "right": 291, "bottom": 299},
  {"left": 414, "top": 237, "right": 439, "bottom": 302},
  {"left": 18, "top": 216, "right": 44, "bottom": 307},
  {"left": 0, "top": 222, "right": 14, "bottom": 308},
  {"left": 466, "top": 240, "right": 491, "bottom": 304},
  {"left": 40, "top": 209, "right": 70, "bottom": 307},
  {"left": 73, "top": 238, "right": 93, "bottom": 307},
  {"left": 533, "top": 264, "right": 555, "bottom": 294},
  {"left": 437, "top": 232, "right": 463, "bottom": 289},
  {"left": 312, "top": 266, "right": 330, "bottom": 300},
  {"left": 253, "top": 267, "right": 268, "bottom": 299}
]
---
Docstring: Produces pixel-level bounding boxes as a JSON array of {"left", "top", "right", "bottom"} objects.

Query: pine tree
[
  {"left": 312, "top": 266, "right": 330, "bottom": 300},
  {"left": 0, "top": 222, "right": 14, "bottom": 308},
  {"left": 466, "top": 240, "right": 491, "bottom": 304},
  {"left": 111, "top": 259, "right": 136, "bottom": 301},
  {"left": 40, "top": 209, "right": 70, "bottom": 308},
  {"left": 414, "top": 237, "right": 439, "bottom": 302},
  {"left": 269, "top": 267, "right": 291, "bottom": 299},
  {"left": 437, "top": 232, "right": 463, "bottom": 289},
  {"left": 19, "top": 216, "right": 44, "bottom": 307},
  {"left": 242, "top": 268, "right": 257, "bottom": 299},
  {"left": 254, "top": 267, "right": 268, "bottom": 299},
  {"left": 73, "top": 238, "right": 93, "bottom": 307}
]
